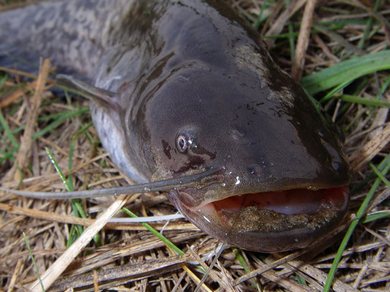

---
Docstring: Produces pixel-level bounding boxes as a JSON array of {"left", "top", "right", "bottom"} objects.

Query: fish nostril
[
  {"left": 247, "top": 166, "right": 256, "bottom": 175},
  {"left": 247, "top": 164, "right": 262, "bottom": 176}
]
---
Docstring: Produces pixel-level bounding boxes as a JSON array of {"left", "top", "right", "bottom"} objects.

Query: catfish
[{"left": 0, "top": 0, "right": 349, "bottom": 252}]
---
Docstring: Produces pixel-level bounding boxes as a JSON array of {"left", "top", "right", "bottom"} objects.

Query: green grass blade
[
  {"left": 370, "top": 163, "right": 390, "bottom": 187},
  {"left": 378, "top": 76, "right": 390, "bottom": 97},
  {"left": 0, "top": 109, "right": 19, "bottom": 150},
  {"left": 234, "top": 248, "right": 251, "bottom": 275},
  {"left": 338, "top": 95, "right": 390, "bottom": 107},
  {"left": 363, "top": 211, "right": 390, "bottom": 224},
  {"left": 69, "top": 134, "right": 100, "bottom": 245},
  {"left": 293, "top": 274, "right": 307, "bottom": 286},
  {"left": 65, "top": 138, "right": 86, "bottom": 246},
  {"left": 45, "top": 147, "right": 86, "bottom": 245},
  {"left": 234, "top": 248, "right": 262, "bottom": 291},
  {"left": 357, "top": 0, "right": 380, "bottom": 49},
  {"left": 253, "top": 0, "right": 271, "bottom": 30},
  {"left": 67, "top": 139, "right": 75, "bottom": 191},
  {"left": 33, "top": 107, "right": 88, "bottom": 140},
  {"left": 45, "top": 148, "right": 69, "bottom": 189},
  {"left": 319, "top": 80, "right": 353, "bottom": 104},
  {"left": 23, "top": 232, "right": 45, "bottom": 291},
  {"left": 0, "top": 74, "right": 8, "bottom": 89},
  {"left": 121, "top": 208, "right": 184, "bottom": 256},
  {"left": 324, "top": 155, "right": 390, "bottom": 292},
  {"left": 0, "top": 150, "right": 15, "bottom": 163},
  {"left": 302, "top": 50, "right": 390, "bottom": 95}
]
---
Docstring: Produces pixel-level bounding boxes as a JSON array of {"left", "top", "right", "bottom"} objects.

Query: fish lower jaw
[{"left": 173, "top": 186, "right": 348, "bottom": 252}]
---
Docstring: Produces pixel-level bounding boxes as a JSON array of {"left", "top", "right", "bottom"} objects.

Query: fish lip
[
  {"left": 215, "top": 209, "right": 350, "bottom": 252},
  {"left": 175, "top": 160, "right": 351, "bottom": 208},
  {"left": 174, "top": 179, "right": 350, "bottom": 209},
  {"left": 169, "top": 185, "right": 349, "bottom": 252}
]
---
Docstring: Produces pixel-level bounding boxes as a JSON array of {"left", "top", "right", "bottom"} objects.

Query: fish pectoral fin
[{"left": 56, "top": 74, "right": 119, "bottom": 109}]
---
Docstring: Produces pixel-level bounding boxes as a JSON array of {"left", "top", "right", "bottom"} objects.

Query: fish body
[{"left": 0, "top": 0, "right": 349, "bottom": 252}]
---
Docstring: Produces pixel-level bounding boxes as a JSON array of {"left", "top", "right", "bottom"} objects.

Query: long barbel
[{"left": 0, "top": 167, "right": 222, "bottom": 199}]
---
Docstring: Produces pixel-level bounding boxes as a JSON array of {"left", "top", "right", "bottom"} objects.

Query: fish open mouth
[
  {"left": 210, "top": 187, "right": 348, "bottom": 232},
  {"left": 170, "top": 186, "right": 348, "bottom": 252}
]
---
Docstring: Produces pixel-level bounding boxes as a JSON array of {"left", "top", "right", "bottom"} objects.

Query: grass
[
  {"left": 0, "top": 0, "right": 389, "bottom": 291},
  {"left": 45, "top": 147, "right": 89, "bottom": 246},
  {"left": 23, "top": 232, "right": 45, "bottom": 292},
  {"left": 302, "top": 50, "right": 390, "bottom": 94},
  {"left": 33, "top": 106, "right": 89, "bottom": 139},
  {"left": 121, "top": 207, "right": 185, "bottom": 256},
  {"left": 0, "top": 109, "right": 19, "bottom": 149},
  {"left": 324, "top": 156, "right": 390, "bottom": 292}
]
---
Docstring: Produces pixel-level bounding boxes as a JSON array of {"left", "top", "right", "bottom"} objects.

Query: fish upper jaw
[{"left": 168, "top": 167, "right": 349, "bottom": 252}]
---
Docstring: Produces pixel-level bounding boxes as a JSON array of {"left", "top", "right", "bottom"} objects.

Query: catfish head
[
  {"left": 86, "top": 0, "right": 350, "bottom": 252},
  {"left": 135, "top": 53, "right": 349, "bottom": 252}
]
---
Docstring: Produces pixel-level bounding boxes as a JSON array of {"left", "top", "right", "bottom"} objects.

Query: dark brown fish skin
[
  {"left": 0, "top": 0, "right": 132, "bottom": 78},
  {"left": 0, "top": 0, "right": 349, "bottom": 252}
]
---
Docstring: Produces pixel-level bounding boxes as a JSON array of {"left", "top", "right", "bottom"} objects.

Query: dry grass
[{"left": 0, "top": 0, "right": 389, "bottom": 291}]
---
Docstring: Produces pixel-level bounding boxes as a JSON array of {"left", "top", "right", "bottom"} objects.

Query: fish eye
[
  {"left": 176, "top": 134, "right": 189, "bottom": 153},
  {"left": 176, "top": 133, "right": 194, "bottom": 153}
]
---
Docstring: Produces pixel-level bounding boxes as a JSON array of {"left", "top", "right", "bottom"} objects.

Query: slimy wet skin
[
  {"left": 0, "top": 0, "right": 349, "bottom": 252},
  {"left": 143, "top": 60, "right": 349, "bottom": 251}
]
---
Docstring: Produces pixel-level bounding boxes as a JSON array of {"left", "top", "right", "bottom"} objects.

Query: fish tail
[{"left": 0, "top": 0, "right": 133, "bottom": 79}]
